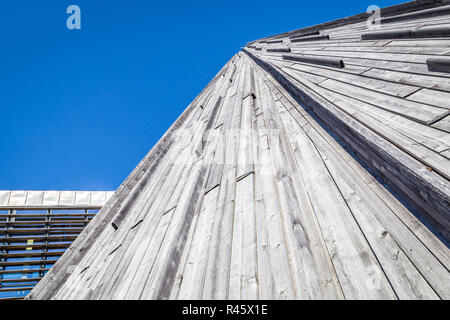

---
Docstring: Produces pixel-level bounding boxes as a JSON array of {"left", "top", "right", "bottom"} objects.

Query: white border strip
[{"left": 0, "top": 191, "right": 114, "bottom": 208}]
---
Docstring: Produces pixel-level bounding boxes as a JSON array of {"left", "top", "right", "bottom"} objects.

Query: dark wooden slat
[
  {"left": 0, "top": 235, "right": 77, "bottom": 243},
  {"left": 427, "top": 57, "right": 450, "bottom": 73},
  {"left": 0, "top": 214, "right": 95, "bottom": 219},
  {"left": 266, "top": 39, "right": 283, "bottom": 44},
  {"left": 291, "top": 35, "right": 329, "bottom": 43},
  {"left": 362, "top": 26, "right": 450, "bottom": 40},
  {"left": 0, "top": 243, "right": 70, "bottom": 251},
  {"left": 1, "top": 250, "right": 66, "bottom": 259},
  {"left": 0, "top": 220, "right": 89, "bottom": 227},
  {"left": 266, "top": 48, "right": 291, "bottom": 53},
  {"left": 0, "top": 268, "right": 50, "bottom": 275},
  {"left": 362, "top": 29, "right": 411, "bottom": 40},
  {"left": 414, "top": 26, "right": 450, "bottom": 38},
  {"left": 282, "top": 54, "right": 345, "bottom": 68},
  {"left": 0, "top": 287, "right": 34, "bottom": 292},
  {"left": 0, "top": 228, "right": 83, "bottom": 235},
  {"left": 0, "top": 277, "right": 41, "bottom": 283},
  {"left": 0, "top": 260, "right": 57, "bottom": 267},
  {"left": 289, "top": 30, "right": 320, "bottom": 39}
]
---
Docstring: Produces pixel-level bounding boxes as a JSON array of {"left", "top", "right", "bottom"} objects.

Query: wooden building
[{"left": 27, "top": 0, "right": 450, "bottom": 300}]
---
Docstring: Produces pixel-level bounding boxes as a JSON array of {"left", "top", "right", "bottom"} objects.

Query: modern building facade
[
  {"left": 20, "top": 0, "right": 450, "bottom": 299},
  {"left": 0, "top": 191, "right": 113, "bottom": 299}
]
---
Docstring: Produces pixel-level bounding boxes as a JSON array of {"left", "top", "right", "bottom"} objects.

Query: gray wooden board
[{"left": 433, "top": 114, "right": 450, "bottom": 132}]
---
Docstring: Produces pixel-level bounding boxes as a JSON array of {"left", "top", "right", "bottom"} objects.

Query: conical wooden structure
[{"left": 28, "top": 0, "right": 449, "bottom": 300}]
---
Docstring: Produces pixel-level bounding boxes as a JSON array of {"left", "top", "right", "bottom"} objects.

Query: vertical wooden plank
[
  {"left": 177, "top": 187, "right": 220, "bottom": 299},
  {"left": 202, "top": 62, "right": 247, "bottom": 299}
]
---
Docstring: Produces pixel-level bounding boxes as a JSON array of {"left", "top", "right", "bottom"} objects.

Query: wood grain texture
[{"left": 28, "top": 2, "right": 450, "bottom": 300}]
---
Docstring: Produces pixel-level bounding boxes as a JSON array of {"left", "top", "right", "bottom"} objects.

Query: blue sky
[{"left": 0, "top": 0, "right": 402, "bottom": 191}]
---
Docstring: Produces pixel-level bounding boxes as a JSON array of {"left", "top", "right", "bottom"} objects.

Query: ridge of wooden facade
[{"left": 27, "top": 1, "right": 450, "bottom": 300}]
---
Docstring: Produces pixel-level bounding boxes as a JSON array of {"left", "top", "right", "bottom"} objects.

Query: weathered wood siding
[{"left": 27, "top": 1, "right": 449, "bottom": 300}]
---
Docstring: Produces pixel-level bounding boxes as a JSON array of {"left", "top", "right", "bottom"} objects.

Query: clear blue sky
[{"left": 0, "top": 0, "right": 403, "bottom": 191}]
